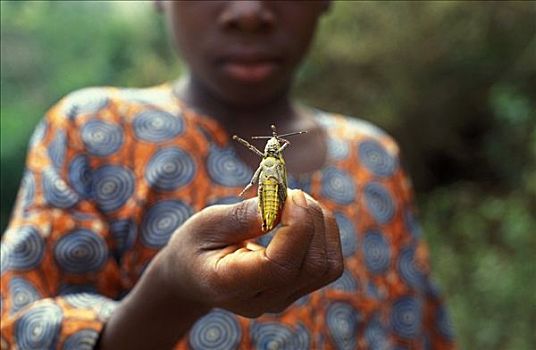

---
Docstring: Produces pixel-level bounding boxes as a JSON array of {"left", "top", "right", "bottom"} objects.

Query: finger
[
  {"left": 264, "top": 189, "right": 314, "bottom": 275},
  {"left": 245, "top": 241, "right": 264, "bottom": 251},
  {"left": 303, "top": 194, "right": 343, "bottom": 281},
  {"left": 282, "top": 196, "right": 343, "bottom": 304},
  {"left": 245, "top": 195, "right": 328, "bottom": 309},
  {"left": 213, "top": 248, "right": 274, "bottom": 294},
  {"left": 322, "top": 206, "right": 344, "bottom": 282},
  {"left": 205, "top": 191, "right": 314, "bottom": 298},
  {"left": 296, "top": 195, "right": 328, "bottom": 282},
  {"left": 193, "top": 197, "right": 263, "bottom": 247}
]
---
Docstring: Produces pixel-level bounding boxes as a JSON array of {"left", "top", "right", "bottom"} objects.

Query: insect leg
[
  {"left": 238, "top": 165, "right": 262, "bottom": 197},
  {"left": 275, "top": 164, "right": 288, "bottom": 204},
  {"left": 232, "top": 135, "right": 264, "bottom": 158},
  {"left": 277, "top": 140, "right": 290, "bottom": 153}
]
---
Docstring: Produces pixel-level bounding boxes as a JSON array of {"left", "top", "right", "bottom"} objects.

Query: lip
[
  {"left": 221, "top": 61, "right": 280, "bottom": 83},
  {"left": 218, "top": 50, "right": 282, "bottom": 83}
]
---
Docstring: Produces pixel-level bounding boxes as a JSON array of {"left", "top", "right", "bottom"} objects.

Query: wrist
[
  {"left": 148, "top": 249, "right": 212, "bottom": 318},
  {"left": 98, "top": 250, "right": 210, "bottom": 350}
]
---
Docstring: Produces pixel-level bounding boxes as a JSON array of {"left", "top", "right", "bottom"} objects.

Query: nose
[{"left": 219, "top": 1, "right": 275, "bottom": 33}]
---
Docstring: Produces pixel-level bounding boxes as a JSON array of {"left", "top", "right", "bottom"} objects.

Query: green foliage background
[{"left": 1, "top": 2, "right": 535, "bottom": 348}]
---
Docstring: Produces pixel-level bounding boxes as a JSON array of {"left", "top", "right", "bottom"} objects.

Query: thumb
[{"left": 193, "top": 197, "right": 263, "bottom": 245}]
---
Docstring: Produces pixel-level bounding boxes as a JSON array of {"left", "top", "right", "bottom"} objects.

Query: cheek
[
  {"left": 165, "top": 4, "right": 215, "bottom": 62},
  {"left": 283, "top": 17, "right": 320, "bottom": 65}
]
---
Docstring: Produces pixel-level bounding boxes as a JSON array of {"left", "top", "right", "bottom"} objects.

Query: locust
[{"left": 233, "top": 124, "right": 307, "bottom": 232}]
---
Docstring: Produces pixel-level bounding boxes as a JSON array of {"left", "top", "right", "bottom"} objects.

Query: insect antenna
[
  {"left": 251, "top": 125, "right": 308, "bottom": 140},
  {"left": 278, "top": 130, "right": 308, "bottom": 138}
]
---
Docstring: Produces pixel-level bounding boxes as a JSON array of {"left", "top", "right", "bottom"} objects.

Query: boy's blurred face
[{"left": 164, "top": 1, "right": 329, "bottom": 106}]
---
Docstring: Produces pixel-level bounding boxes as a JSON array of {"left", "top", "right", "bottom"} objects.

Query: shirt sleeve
[
  {"left": 389, "top": 144, "right": 456, "bottom": 349},
  {"left": 1, "top": 95, "right": 123, "bottom": 349}
]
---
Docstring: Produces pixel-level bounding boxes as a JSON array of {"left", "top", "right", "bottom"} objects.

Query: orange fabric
[{"left": 1, "top": 84, "right": 455, "bottom": 349}]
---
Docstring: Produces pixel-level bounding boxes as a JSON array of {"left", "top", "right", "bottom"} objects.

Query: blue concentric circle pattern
[
  {"left": 109, "top": 219, "right": 137, "bottom": 262},
  {"left": 133, "top": 110, "right": 183, "bottom": 142},
  {"left": 397, "top": 246, "right": 426, "bottom": 291},
  {"left": 326, "top": 301, "right": 359, "bottom": 350},
  {"left": 48, "top": 130, "right": 66, "bottom": 168},
  {"left": 189, "top": 309, "right": 242, "bottom": 350},
  {"left": 404, "top": 208, "right": 423, "bottom": 239},
  {"left": 81, "top": 120, "right": 123, "bottom": 157},
  {"left": 206, "top": 145, "right": 252, "bottom": 187},
  {"left": 63, "top": 293, "right": 105, "bottom": 309},
  {"left": 68, "top": 155, "right": 92, "bottom": 198},
  {"left": 328, "top": 269, "right": 358, "bottom": 293},
  {"left": 140, "top": 200, "right": 193, "bottom": 248},
  {"left": 334, "top": 212, "right": 358, "bottom": 257},
  {"left": 366, "top": 282, "right": 383, "bottom": 300},
  {"left": 358, "top": 139, "right": 397, "bottom": 177},
  {"left": 42, "top": 168, "right": 79, "bottom": 209},
  {"left": 63, "top": 329, "right": 100, "bottom": 350},
  {"left": 365, "top": 314, "right": 390, "bottom": 350},
  {"left": 145, "top": 147, "right": 196, "bottom": 191},
  {"left": 91, "top": 165, "right": 135, "bottom": 213},
  {"left": 9, "top": 277, "right": 41, "bottom": 314},
  {"left": 327, "top": 137, "right": 350, "bottom": 160},
  {"left": 54, "top": 229, "right": 108, "bottom": 274},
  {"left": 436, "top": 305, "right": 455, "bottom": 340},
  {"left": 251, "top": 322, "right": 310, "bottom": 350},
  {"left": 391, "top": 296, "right": 423, "bottom": 339},
  {"left": 363, "top": 230, "right": 391, "bottom": 275},
  {"left": 321, "top": 167, "right": 356, "bottom": 205},
  {"left": 15, "top": 302, "right": 63, "bottom": 350},
  {"left": 363, "top": 182, "right": 395, "bottom": 225},
  {"left": 6, "top": 226, "right": 44, "bottom": 271},
  {"left": 58, "top": 284, "right": 98, "bottom": 296}
]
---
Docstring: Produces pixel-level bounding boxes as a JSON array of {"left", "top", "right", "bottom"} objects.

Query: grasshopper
[{"left": 233, "top": 124, "right": 307, "bottom": 232}]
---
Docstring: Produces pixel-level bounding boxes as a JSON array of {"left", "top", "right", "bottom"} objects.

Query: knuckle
[
  {"left": 326, "top": 215, "right": 340, "bottom": 235},
  {"left": 329, "top": 259, "right": 344, "bottom": 282},
  {"left": 305, "top": 259, "right": 329, "bottom": 279},
  {"left": 298, "top": 213, "right": 316, "bottom": 238},
  {"left": 263, "top": 255, "right": 300, "bottom": 283},
  {"left": 307, "top": 200, "right": 324, "bottom": 221},
  {"left": 304, "top": 251, "right": 329, "bottom": 277},
  {"left": 230, "top": 200, "right": 253, "bottom": 230}
]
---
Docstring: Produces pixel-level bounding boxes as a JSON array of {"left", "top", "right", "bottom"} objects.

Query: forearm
[{"left": 97, "top": 253, "right": 209, "bottom": 350}]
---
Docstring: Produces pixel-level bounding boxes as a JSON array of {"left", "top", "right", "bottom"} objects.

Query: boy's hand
[{"left": 158, "top": 189, "right": 343, "bottom": 317}]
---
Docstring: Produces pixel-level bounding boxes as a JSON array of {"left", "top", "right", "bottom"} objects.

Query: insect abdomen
[{"left": 259, "top": 177, "right": 283, "bottom": 231}]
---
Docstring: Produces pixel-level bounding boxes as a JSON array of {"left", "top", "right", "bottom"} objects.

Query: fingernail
[
  {"left": 303, "top": 192, "right": 316, "bottom": 202},
  {"left": 291, "top": 189, "right": 308, "bottom": 209}
]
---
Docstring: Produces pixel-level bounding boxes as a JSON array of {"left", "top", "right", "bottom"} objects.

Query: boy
[{"left": 1, "top": 2, "right": 454, "bottom": 349}]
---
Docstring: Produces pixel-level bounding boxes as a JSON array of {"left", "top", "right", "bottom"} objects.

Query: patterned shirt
[{"left": 0, "top": 83, "right": 455, "bottom": 349}]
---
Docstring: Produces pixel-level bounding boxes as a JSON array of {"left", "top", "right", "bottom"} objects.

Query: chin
[{"left": 212, "top": 78, "right": 290, "bottom": 108}]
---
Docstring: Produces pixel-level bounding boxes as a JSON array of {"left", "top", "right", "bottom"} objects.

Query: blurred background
[{"left": 1, "top": 1, "right": 535, "bottom": 348}]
